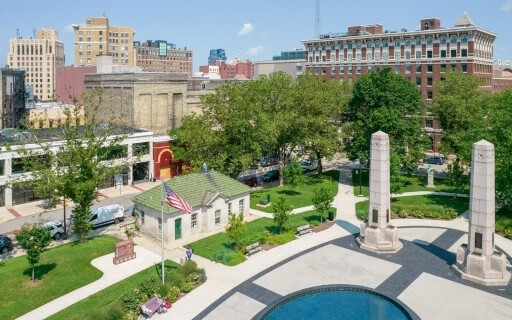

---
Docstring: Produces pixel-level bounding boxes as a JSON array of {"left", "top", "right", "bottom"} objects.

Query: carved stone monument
[
  {"left": 357, "top": 131, "right": 403, "bottom": 253},
  {"left": 452, "top": 140, "right": 511, "bottom": 286},
  {"left": 113, "top": 238, "right": 136, "bottom": 264},
  {"left": 425, "top": 165, "right": 435, "bottom": 188}
]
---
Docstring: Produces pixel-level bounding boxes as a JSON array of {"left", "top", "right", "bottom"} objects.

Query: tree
[
  {"left": 225, "top": 212, "right": 247, "bottom": 252},
  {"left": 283, "top": 159, "right": 305, "bottom": 189},
  {"left": 10, "top": 89, "right": 133, "bottom": 242},
  {"left": 390, "top": 152, "right": 405, "bottom": 194},
  {"left": 342, "top": 68, "right": 428, "bottom": 174},
  {"left": 312, "top": 186, "right": 334, "bottom": 223},
  {"left": 447, "top": 158, "right": 469, "bottom": 199},
  {"left": 16, "top": 224, "right": 52, "bottom": 281},
  {"left": 272, "top": 196, "right": 293, "bottom": 234}
]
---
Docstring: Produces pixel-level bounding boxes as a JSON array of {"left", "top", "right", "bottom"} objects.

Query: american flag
[{"left": 162, "top": 181, "right": 192, "bottom": 214}]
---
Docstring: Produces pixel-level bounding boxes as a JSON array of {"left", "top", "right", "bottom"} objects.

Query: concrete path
[{"left": 17, "top": 246, "right": 161, "bottom": 320}]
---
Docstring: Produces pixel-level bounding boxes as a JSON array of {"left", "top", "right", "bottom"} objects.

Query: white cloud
[
  {"left": 61, "top": 24, "right": 75, "bottom": 33},
  {"left": 501, "top": 0, "right": 512, "bottom": 11},
  {"left": 247, "top": 45, "right": 266, "bottom": 56},
  {"left": 237, "top": 23, "right": 254, "bottom": 36}
]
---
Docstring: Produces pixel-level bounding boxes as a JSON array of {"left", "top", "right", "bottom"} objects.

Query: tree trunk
[
  {"left": 32, "top": 265, "right": 35, "bottom": 281},
  {"left": 316, "top": 151, "right": 323, "bottom": 175},
  {"left": 278, "top": 161, "right": 284, "bottom": 186}
]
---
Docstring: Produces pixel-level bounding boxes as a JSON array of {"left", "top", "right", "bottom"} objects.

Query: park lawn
[
  {"left": 188, "top": 209, "right": 330, "bottom": 263},
  {"left": 352, "top": 169, "right": 463, "bottom": 197},
  {"left": 250, "top": 170, "right": 339, "bottom": 213},
  {"left": 496, "top": 206, "right": 512, "bottom": 240},
  {"left": 49, "top": 260, "right": 178, "bottom": 320},
  {"left": 355, "top": 194, "right": 469, "bottom": 220},
  {"left": 0, "top": 236, "right": 118, "bottom": 320}
]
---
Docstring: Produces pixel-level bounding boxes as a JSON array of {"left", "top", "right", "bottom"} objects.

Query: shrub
[
  {"left": 121, "top": 288, "right": 144, "bottom": 313},
  {"left": 227, "top": 252, "right": 246, "bottom": 266},
  {"left": 356, "top": 209, "right": 368, "bottom": 220},
  {"left": 168, "top": 271, "right": 186, "bottom": 289},
  {"left": 180, "top": 281, "right": 192, "bottom": 293},
  {"left": 165, "top": 286, "right": 180, "bottom": 302},
  {"left": 266, "top": 231, "right": 295, "bottom": 245},
  {"left": 180, "top": 260, "right": 198, "bottom": 277}
]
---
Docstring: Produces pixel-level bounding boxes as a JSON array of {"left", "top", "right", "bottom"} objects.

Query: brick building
[
  {"left": 134, "top": 40, "right": 193, "bottom": 76},
  {"left": 199, "top": 59, "right": 254, "bottom": 79},
  {"left": 302, "top": 13, "right": 496, "bottom": 153},
  {"left": 55, "top": 65, "right": 97, "bottom": 104},
  {"left": 0, "top": 67, "right": 26, "bottom": 129}
]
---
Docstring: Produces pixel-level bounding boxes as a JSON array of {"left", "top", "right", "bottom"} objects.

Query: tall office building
[
  {"left": 303, "top": 13, "right": 497, "bottom": 153},
  {"left": 7, "top": 28, "right": 65, "bottom": 102},
  {"left": 73, "top": 17, "right": 135, "bottom": 66},
  {"left": 134, "top": 40, "right": 193, "bottom": 76},
  {"left": 208, "top": 49, "right": 227, "bottom": 65}
]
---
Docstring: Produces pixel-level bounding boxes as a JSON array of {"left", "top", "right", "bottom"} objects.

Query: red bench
[{"left": 140, "top": 294, "right": 162, "bottom": 318}]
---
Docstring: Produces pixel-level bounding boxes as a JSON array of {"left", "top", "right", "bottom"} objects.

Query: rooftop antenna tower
[
  {"left": 315, "top": 0, "right": 320, "bottom": 38},
  {"left": 16, "top": 28, "right": 21, "bottom": 39}
]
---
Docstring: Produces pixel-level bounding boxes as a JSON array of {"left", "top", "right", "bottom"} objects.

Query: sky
[{"left": 1, "top": 0, "right": 511, "bottom": 71}]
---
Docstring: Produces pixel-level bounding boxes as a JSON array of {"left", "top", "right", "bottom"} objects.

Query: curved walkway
[{"left": 161, "top": 169, "right": 512, "bottom": 320}]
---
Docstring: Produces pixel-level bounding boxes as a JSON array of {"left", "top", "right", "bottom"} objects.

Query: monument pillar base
[
  {"left": 425, "top": 171, "right": 435, "bottom": 188},
  {"left": 357, "top": 223, "right": 403, "bottom": 254},
  {"left": 452, "top": 245, "right": 511, "bottom": 286}
]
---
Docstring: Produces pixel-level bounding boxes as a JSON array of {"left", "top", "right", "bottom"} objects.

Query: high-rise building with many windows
[
  {"left": 72, "top": 17, "right": 135, "bottom": 66},
  {"left": 303, "top": 13, "right": 497, "bottom": 152},
  {"left": 208, "top": 49, "right": 227, "bottom": 65},
  {"left": 134, "top": 40, "right": 193, "bottom": 77},
  {"left": 7, "top": 28, "right": 65, "bottom": 101}
]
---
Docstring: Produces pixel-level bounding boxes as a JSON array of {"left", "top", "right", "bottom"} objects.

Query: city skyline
[{"left": 1, "top": 0, "right": 511, "bottom": 71}]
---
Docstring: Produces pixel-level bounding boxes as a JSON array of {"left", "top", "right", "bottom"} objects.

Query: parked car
[
  {"left": 89, "top": 204, "right": 125, "bottom": 228},
  {"left": 424, "top": 156, "right": 444, "bottom": 165},
  {"left": 0, "top": 234, "right": 14, "bottom": 254},
  {"left": 262, "top": 170, "right": 279, "bottom": 182},
  {"left": 300, "top": 160, "right": 318, "bottom": 172},
  {"left": 43, "top": 220, "right": 65, "bottom": 240},
  {"left": 241, "top": 176, "right": 258, "bottom": 187}
]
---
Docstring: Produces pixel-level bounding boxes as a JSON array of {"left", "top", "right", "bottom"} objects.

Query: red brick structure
[
  {"left": 56, "top": 65, "right": 96, "bottom": 104},
  {"left": 199, "top": 59, "right": 254, "bottom": 79}
]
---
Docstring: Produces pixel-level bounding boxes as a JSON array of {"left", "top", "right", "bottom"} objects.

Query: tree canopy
[{"left": 342, "top": 68, "right": 428, "bottom": 172}]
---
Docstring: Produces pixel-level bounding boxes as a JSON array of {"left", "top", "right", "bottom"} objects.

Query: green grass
[
  {"left": 49, "top": 260, "right": 178, "bottom": 320},
  {"left": 188, "top": 208, "right": 334, "bottom": 265},
  {"left": 355, "top": 194, "right": 469, "bottom": 220},
  {"left": 250, "top": 170, "right": 339, "bottom": 213},
  {"left": 352, "top": 169, "right": 466, "bottom": 196},
  {"left": 0, "top": 236, "right": 119, "bottom": 320},
  {"left": 496, "top": 206, "right": 512, "bottom": 240}
]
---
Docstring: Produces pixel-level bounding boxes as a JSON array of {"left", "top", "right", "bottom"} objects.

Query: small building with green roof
[{"left": 132, "top": 168, "right": 252, "bottom": 243}]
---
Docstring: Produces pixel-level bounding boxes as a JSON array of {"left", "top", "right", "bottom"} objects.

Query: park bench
[
  {"left": 296, "top": 224, "right": 312, "bottom": 237},
  {"left": 245, "top": 242, "right": 263, "bottom": 257},
  {"left": 140, "top": 294, "right": 162, "bottom": 318}
]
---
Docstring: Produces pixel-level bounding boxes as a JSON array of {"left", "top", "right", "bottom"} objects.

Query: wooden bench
[
  {"left": 296, "top": 224, "right": 312, "bottom": 236},
  {"left": 140, "top": 294, "right": 162, "bottom": 318},
  {"left": 245, "top": 242, "right": 263, "bottom": 257}
]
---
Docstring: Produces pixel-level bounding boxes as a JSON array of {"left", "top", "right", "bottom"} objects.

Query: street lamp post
[{"left": 358, "top": 163, "right": 363, "bottom": 196}]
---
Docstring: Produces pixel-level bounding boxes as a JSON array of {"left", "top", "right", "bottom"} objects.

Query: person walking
[{"left": 186, "top": 247, "right": 193, "bottom": 261}]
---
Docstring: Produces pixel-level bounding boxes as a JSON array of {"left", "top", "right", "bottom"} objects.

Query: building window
[
  {"left": 461, "top": 35, "right": 468, "bottom": 44},
  {"left": 440, "top": 36, "right": 447, "bottom": 45},
  {"left": 348, "top": 53, "right": 353, "bottom": 61},
  {"left": 331, "top": 44, "right": 336, "bottom": 50},
  {"left": 331, "top": 66, "right": 336, "bottom": 74},
  {"left": 462, "top": 63, "right": 468, "bottom": 73},
  {"left": 239, "top": 199, "right": 244, "bottom": 213},
  {"left": 394, "top": 51, "right": 400, "bottom": 60},
  {"left": 383, "top": 52, "right": 388, "bottom": 60},
  {"left": 394, "top": 39, "right": 400, "bottom": 47},
  {"left": 450, "top": 35, "right": 458, "bottom": 44},
  {"left": 348, "top": 65, "right": 353, "bottom": 73},
  {"left": 426, "top": 37, "right": 433, "bottom": 46},
  {"left": 339, "top": 43, "right": 344, "bottom": 50},
  {"left": 347, "top": 42, "right": 353, "bottom": 50},
  {"left": 228, "top": 202, "right": 232, "bottom": 213},
  {"left": 406, "top": 64, "right": 411, "bottom": 73},
  {"left": 441, "top": 64, "right": 446, "bottom": 72},
  {"left": 427, "top": 51, "right": 432, "bottom": 58},
  {"left": 451, "top": 64, "right": 457, "bottom": 71},
  {"left": 394, "top": 64, "right": 400, "bottom": 73},
  {"left": 383, "top": 40, "right": 388, "bottom": 47},
  {"left": 416, "top": 50, "right": 421, "bottom": 59},
  {"left": 415, "top": 38, "right": 422, "bottom": 46},
  {"left": 191, "top": 213, "right": 198, "bottom": 228},
  {"left": 416, "top": 65, "right": 422, "bottom": 72},
  {"left": 356, "top": 42, "right": 362, "bottom": 49},
  {"left": 322, "top": 56, "right": 326, "bottom": 62},
  {"left": 375, "top": 41, "right": 381, "bottom": 48},
  {"left": 331, "top": 53, "right": 336, "bottom": 61},
  {"left": 427, "top": 91, "right": 433, "bottom": 100},
  {"left": 375, "top": 52, "right": 380, "bottom": 60},
  {"left": 405, "top": 51, "right": 411, "bottom": 59},
  {"left": 427, "top": 77, "right": 433, "bottom": 86},
  {"left": 339, "top": 65, "right": 344, "bottom": 73},
  {"left": 367, "top": 41, "right": 373, "bottom": 48},
  {"left": 357, "top": 65, "right": 361, "bottom": 74},
  {"left": 416, "top": 77, "right": 421, "bottom": 85},
  {"left": 405, "top": 38, "right": 411, "bottom": 47},
  {"left": 367, "top": 53, "right": 372, "bottom": 61},
  {"left": 451, "top": 49, "right": 457, "bottom": 57},
  {"left": 441, "top": 50, "right": 446, "bottom": 58},
  {"left": 157, "top": 217, "right": 162, "bottom": 235},
  {"left": 426, "top": 119, "right": 434, "bottom": 128},
  {"left": 309, "top": 57, "right": 313, "bottom": 62},
  {"left": 427, "top": 65, "right": 433, "bottom": 73},
  {"left": 356, "top": 53, "right": 361, "bottom": 61},
  {"left": 215, "top": 210, "right": 221, "bottom": 225},
  {"left": 461, "top": 49, "right": 467, "bottom": 57},
  {"left": 315, "top": 56, "right": 319, "bottom": 62}
]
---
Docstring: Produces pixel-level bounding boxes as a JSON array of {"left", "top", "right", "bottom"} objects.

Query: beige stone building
[
  {"left": 73, "top": 17, "right": 135, "bottom": 66},
  {"left": 135, "top": 40, "right": 193, "bottom": 77},
  {"left": 7, "top": 29, "right": 65, "bottom": 101},
  {"left": 84, "top": 72, "right": 188, "bottom": 134},
  {"left": 27, "top": 103, "right": 84, "bottom": 128}
]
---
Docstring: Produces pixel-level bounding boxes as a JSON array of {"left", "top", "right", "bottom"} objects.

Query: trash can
[
  {"left": 328, "top": 210, "right": 335, "bottom": 221},
  {"left": 267, "top": 194, "right": 271, "bottom": 203}
]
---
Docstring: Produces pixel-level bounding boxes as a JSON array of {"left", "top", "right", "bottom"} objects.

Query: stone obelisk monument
[
  {"left": 452, "top": 140, "right": 511, "bottom": 286},
  {"left": 357, "top": 131, "right": 402, "bottom": 253}
]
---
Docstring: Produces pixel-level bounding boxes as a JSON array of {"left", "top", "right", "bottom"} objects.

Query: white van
[{"left": 89, "top": 204, "right": 125, "bottom": 228}]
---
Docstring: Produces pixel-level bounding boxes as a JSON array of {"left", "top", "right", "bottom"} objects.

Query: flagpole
[{"left": 160, "top": 181, "right": 165, "bottom": 285}]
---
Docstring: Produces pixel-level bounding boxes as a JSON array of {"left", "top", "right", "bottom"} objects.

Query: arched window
[
  {"left": 347, "top": 42, "right": 353, "bottom": 50},
  {"left": 415, "top": 37, "right": 422, "bottom": 46},
  {"left": 383, "top": 40, "right": 388, "bottom": 48},
  {"left": 426, "top": 37, "right": 433, "bottom": 46},
  {"left": 439, "top": 36, "right": 447, "bottom": 45},
  {"left": 366, "top": 41, "right": 373, "bottom": 48},
  {"left": 461, "top": 35, "right": 468, "bottom": 44},
  {"left": 450, "top": 35, "right": 458, "bottom": 44},
  {"left": 308, "top": 45, "right": 313, "bottom": 51},
  {"left": 405, "top": 38, "right": 411, "bottom": 47},
  {"left": 395, "top": 39, "right": 401, "bottom": 47},
  {"left": 331, "top": 44, "right": 335, "bottom": 50},
  {"left": 321, "top": 44, "right": 326, "bottom": 51},
  {"left": 375, "top": 40, "right": 381, "bottom": 48},
  {"left": 314, "top": 45, "right": 320, "bottom": 51},
  {"left": 339, "top": 43, "right": 344, "bottom": 50},
  {"left": 356, "top": 41, "right": 362, "bottom": 49}
]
